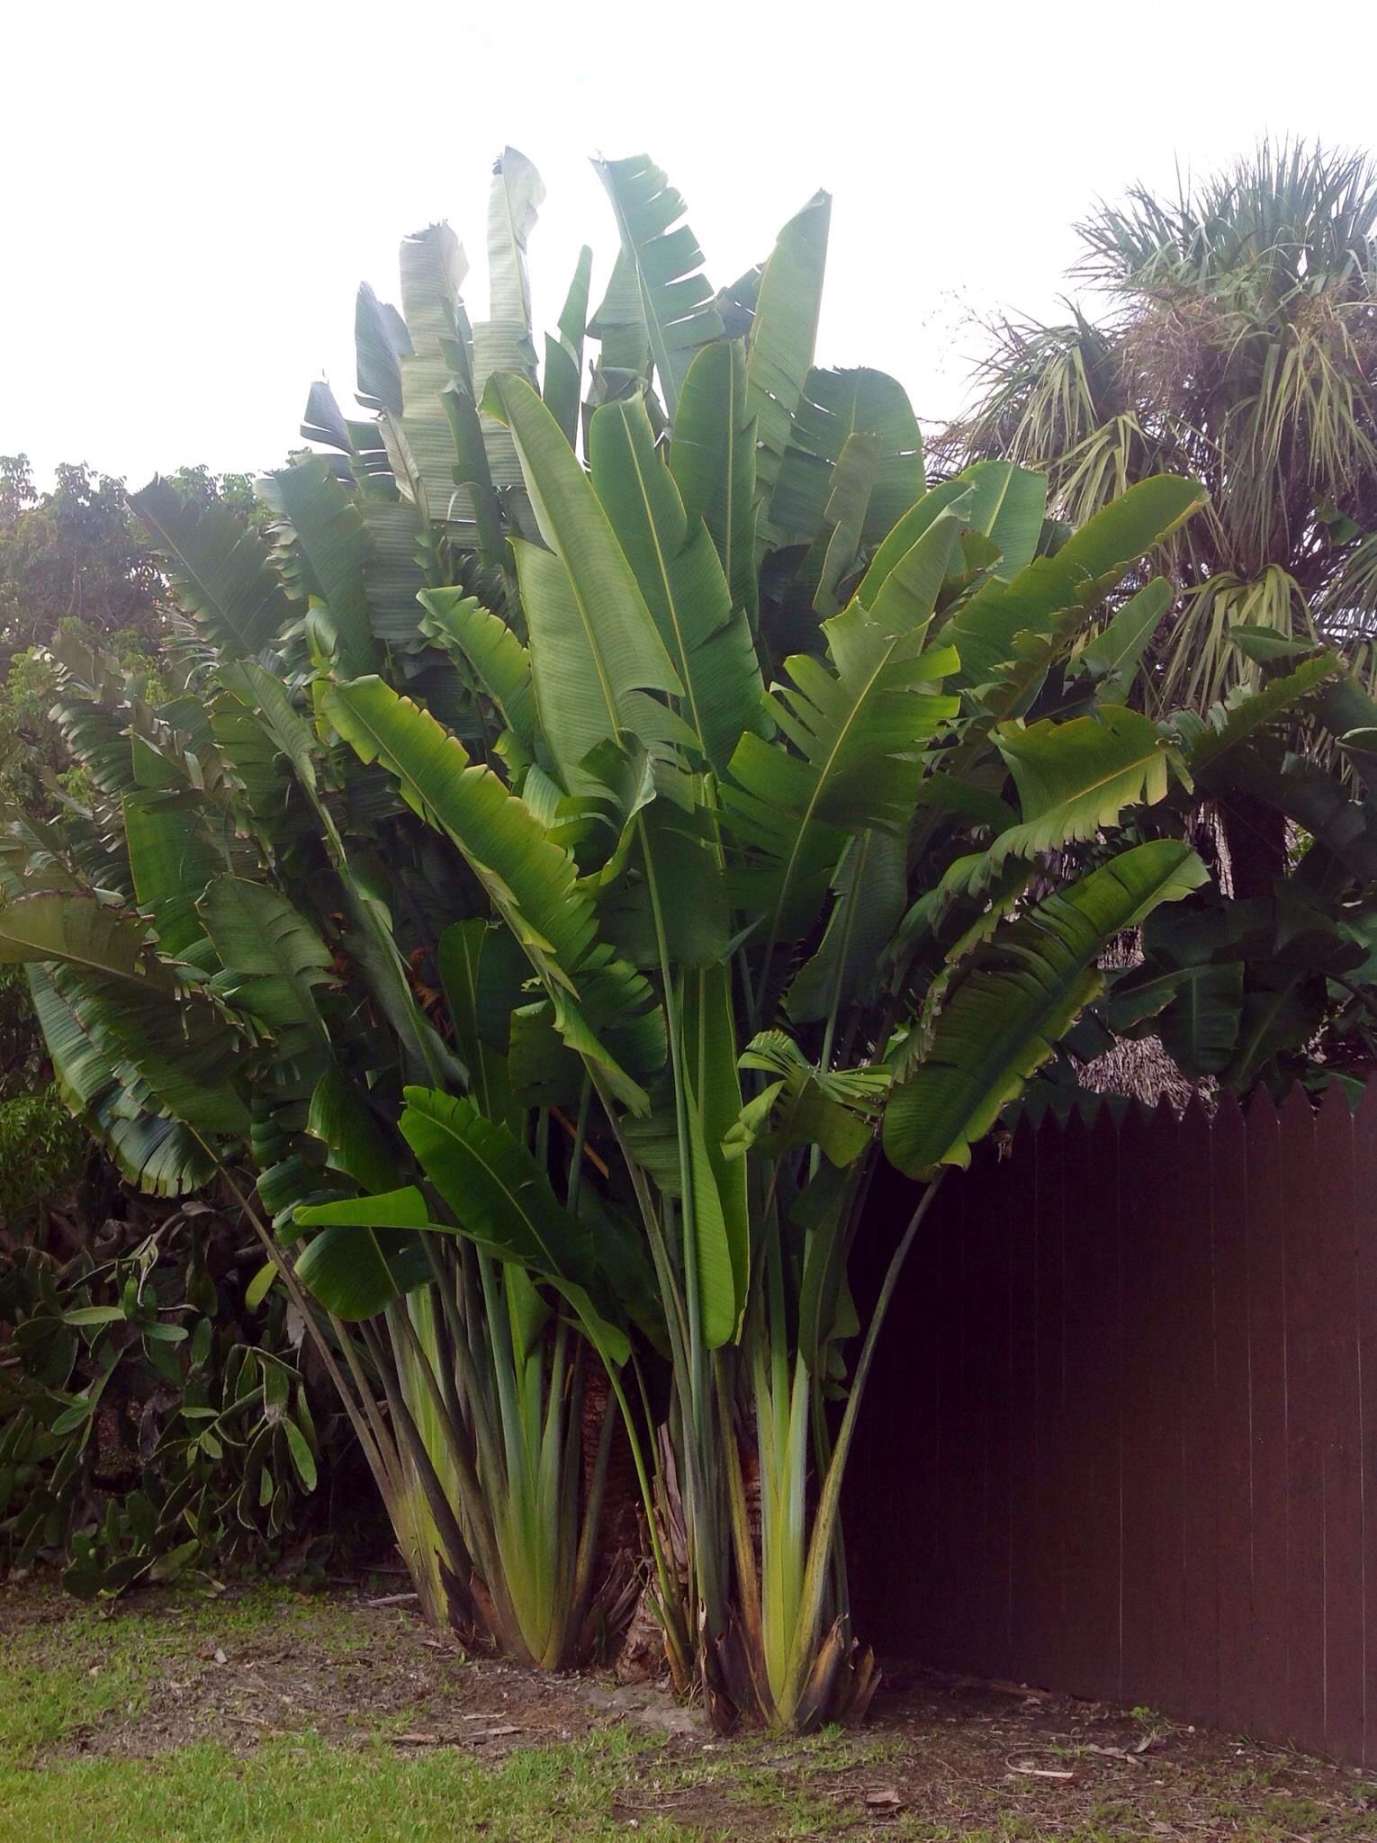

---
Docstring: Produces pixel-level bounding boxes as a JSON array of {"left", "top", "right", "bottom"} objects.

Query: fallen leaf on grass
[{"left": 1007, "top": 1754, "right": 1075, "bottom": 1780}]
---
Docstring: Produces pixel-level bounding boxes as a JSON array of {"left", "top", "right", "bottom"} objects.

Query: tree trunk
[{"left": 1218, "top": 792, "right": 1287, "bottom": 901}]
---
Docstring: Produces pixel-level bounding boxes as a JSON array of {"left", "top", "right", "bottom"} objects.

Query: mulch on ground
[{"left": 4, "top": 1581, "right": 1373, "bottom": 1839}]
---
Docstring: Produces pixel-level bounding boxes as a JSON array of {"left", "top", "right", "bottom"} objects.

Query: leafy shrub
[{"left": 0, "top": 1200, "right": 345, "bottom": 1596}]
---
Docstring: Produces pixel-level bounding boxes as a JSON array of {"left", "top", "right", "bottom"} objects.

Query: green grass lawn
[
  {"left": 3, "top": 1583, "right": 1374, "bottom": 1842},
  {"left": 0, "top": 1729, "right": 710, "bottom": 1843}
]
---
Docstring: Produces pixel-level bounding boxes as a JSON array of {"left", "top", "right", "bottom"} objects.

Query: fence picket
[{"left": 853, "top": 1076, "right": 1377, "bottom": 1765}]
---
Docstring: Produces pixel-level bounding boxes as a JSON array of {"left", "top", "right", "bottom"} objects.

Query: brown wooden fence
[{"left": 847, "top": 1081, "right": 1377, "bottom": 1766}]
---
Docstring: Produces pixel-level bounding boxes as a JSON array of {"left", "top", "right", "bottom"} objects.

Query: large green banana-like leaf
[
  {"left": 770, "top": 366, "right": 924, "bottom": 554},
  {"left": 48, "top": 694, "right": 139, "bottom": 801},
  {"left": 793, "top": 1163, "right": 860, "bottom": 1372},
  {"left": 200, "top": 876, "right": 334, "bottom": 1042},
  {"left": 856, "top": 477, "right": 981, "bottom": 606},
  {"left": 395, "top": 221, "right": 478, "bottom": 524},
  {"left": 670, "top": 340, "right": 758, "bottom": 627},
  {"left": 884, "top": 839, "right": 1208, "bottom": 1175},
  {"left": 0, "top": 892, "right": 248, "bottom": 1137},
  {"left": 594, "top": 155, "right": 724, "bottom": 420},
  {"left": 730, "top": 1032, "right": 890, "bottom": 1168},
  {"left": 1186, "top": 651, "right": 1346, "bottom": 776},
  {"left": 266, "top": 459, "right": 379, "bottom": 680},
  {"left": 586, "top": 245, "right": 651, "bottom": 389},
  {"left": 1108, "top": 959, "right": 1244, "bottom": 1076},
  {"left": 486, "top": 145, "right": 544, "bottom": 330},
  {"left": 397, "top": 1087, "right": 630, "bottom": 1364},
  {"left": 130, "top": 478, "right": 297, "bottom": 658},
  {"left": 292, "top": 1186, "right": 429, "bottom": 1320},
  {"left": 483, "top": 372, "right": 683, "bottom": 789},
  {"left": 723, "top": 515, "right": 963, "bottom": 948},
  {"left": 306, "top": 1065, "right": 398, "bottom": 1196},
  {"left": 939, "top": 475, "right": 1208, "bottom": 694},
  {"left": 543, "top": 245, "right": 593, "bottom": 447},
  {"left": 748, "top": 192, "right": 832, "bottom": 543},
  {"left": 355, "top": 281, "right": 411, "bottom": 418},
  {"left": 590, "top": 392, "right": 765, "bottom": 773},
  {"left": 437, "top": 919, "right": 527, "bottom": 1127},
  {"left": 472, "top": 148, "right": 545, "bottom": 490},
  {"left": 949, "top": 461, "right": 1049, "bottom": 582},
  {"left": 811, "top": 432, "right": 882, "bottom": 615},
  {"left": 323, "top": 676, "right": 657, "bottom": 1110},
  {"left": 217, "top": 660, "right": 323, "bottom": 802},
  {"left": 27, "top": 964, "right": 218, "bottom": 1195},
  {"left": 1068, "top": 578, "right": 1174, "bottom": 700},
  {"left": 784, "top": 828, "right": 908, "bottom": 1023},
  {"left": 418, "top": 588, "right": 535, "bottom": 746},
  {"left": 122, "top": 791, "right": 221, "bottom": 959},
  {"left": 359, "top": 499, "right": 431, "bottom": 645},
  {"left": 216, "top": 663, "right": 460, "bottom": 1090},
  {"left": 988, "top": 706, "right": 1183, "bottom": 864},
  {"left": 683, "top": 963, "right": 750, "bottom": 1336}
]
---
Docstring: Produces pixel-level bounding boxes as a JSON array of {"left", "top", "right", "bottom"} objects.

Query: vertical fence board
[
  {"left": 1245, "top": 1090, "right": 1291, "bottom": 1723},
  {"left": 1314, "top": 1086, "right": 1364, "bottom": 1763},
  {"left": 1281, "top": 1084, "right": 1326, "bottom": 1751},
  {"left": 1058, "top": 1108, "right": 1111, "bottom": 1698},
  {"left": 1355, "top": 1083, "right": 1377, "bottom": 1769},
  {"left": 1121, "top": 1103, "right": 1186, "bottom": 1710},
  {"left": 1007, "top": 1116, "right": 1042, "bottom": 1681},
  {"left": 1178, "top": 1098, "right": 1220, "bottom": 1728},
  {"left": 1211, "top": 1095, "right": 1257, "bottom": 1735},
  {"left": 1032, "top": 1113, "right": 1068, "bottom": 1689},
  {"left": 930, "top": 1167, "right": 968, "bottom": 1666},
  {"left": 853, "top": 1077, "right": 1377, "bottom": 1766},
  {"left": 961, "top": 1144, "right": 1005, "bottom": 1680}
]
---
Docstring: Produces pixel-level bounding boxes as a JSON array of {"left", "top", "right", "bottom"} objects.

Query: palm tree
[{"left": 949, "top": 141, "right": 1377, "bottom": 892}]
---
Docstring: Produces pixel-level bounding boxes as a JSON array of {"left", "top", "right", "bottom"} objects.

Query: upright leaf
[
  {"left": 594, "top": 155, "right": 724, "bottom": 419},
  {"left": 590, "top": 392, "right": 765, "bottom": 772},
  {"left": 670, "top": 340, "right": 759, "bottom": 627},
  {"left": 748, "top": 192, "right": 832, "bottom": 543}
]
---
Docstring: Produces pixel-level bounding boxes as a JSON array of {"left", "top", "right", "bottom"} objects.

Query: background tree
[{"left": 949, "top": 142, "right": 1377, "bottom": 895}]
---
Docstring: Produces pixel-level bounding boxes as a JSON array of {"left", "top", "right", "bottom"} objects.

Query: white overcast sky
[{"left": 8, "top": 0, "right": 1377, "bottom": 488}]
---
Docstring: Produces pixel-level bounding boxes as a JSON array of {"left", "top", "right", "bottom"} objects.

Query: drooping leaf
[
  {"left": 419, "top": 587, "right": 535, "bottom": 745},
  {"left": 883, "top": 839, "right": 1207, "bottom": 1175},
  {"left": 0, "top": 893, "right": 248, "bottom": 1138},
  {"left": 266, "top": 458, "right": 379, "bottom": 680},
  {"left": 398, "top": 1087, "right": 629, "bottom": 1363},
  {"left": 200, "top": 877, "right": 334, "bottom": 1042},
  {"left": 988, "top": 706, "right": 1183, "bottom": 864},
  {"left": 323, "top": 676, "right": 658, "bottom": 1110},
  {"left": 27, "top": 965, "right": 217, "bottom": 1195},
  {"left": 131, "top": 479, "right": 297, "bottom": 658}
]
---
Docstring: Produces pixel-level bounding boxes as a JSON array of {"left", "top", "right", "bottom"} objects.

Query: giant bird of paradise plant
[{"left": 8, "top": 146, "right": 1376, "bottom": 1728}]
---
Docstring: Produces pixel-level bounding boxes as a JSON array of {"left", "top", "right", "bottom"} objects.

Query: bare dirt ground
[{"left": 3, "top": 1580, "right": 1374, "bottom": 1839}]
